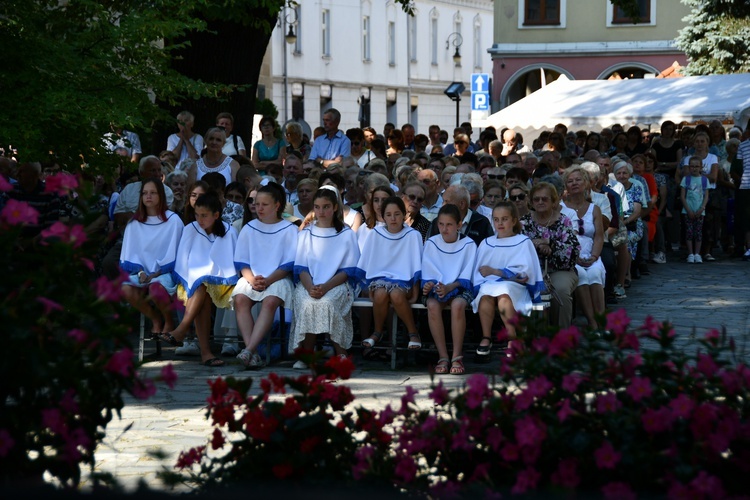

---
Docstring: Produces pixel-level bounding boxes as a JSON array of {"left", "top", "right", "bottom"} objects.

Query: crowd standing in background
[{"left": 3, "top": 108, "right": 750, "bottom": 374}]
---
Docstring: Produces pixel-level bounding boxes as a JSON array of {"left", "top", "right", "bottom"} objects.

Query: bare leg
[
  {"left": 193, "top": 292, "right": 215, "bottom": 363},
  {"left": 371, "top": 288, "right": 390, "bottom": 334},
  {"left": 450, "top": 298, "right": 468, "bottom": 360},
  {"left": 122, "top": 285, "right": 162, "bottom": 332},
  {"left": 590, "top": 283, "right": 605, "bottom": 322},
  {"left": 300, "top": 333, "right": 317, "bottom": 351},
  {"left": 616, "top": 243, "right": 630, "bottom": 286},
  {"left": 234, "top": 294, "right": 257, "bottom": 346},
  {"left": 575, "top": 285, "right": 597, "bottom": 329},
  {"left": 426, "top": 298, "right": 448, "bottom": 360},
  {"left": 245, "top": 296, "right": 282, "bottom": 353},
  {"left": 390, "top": 289, "right": 417, "bottom": 334},
  {"left": 478, "top": 295, "right": 496, "bottom": 344},
  {"left": 170, "top": 285, "right": 209, "bottom": 340},
  {"left": 497, "top": 295, "right": 517, "bottom": 339},
  {"left": 148, "top": 283, "right": 175, "bottom": 332}
]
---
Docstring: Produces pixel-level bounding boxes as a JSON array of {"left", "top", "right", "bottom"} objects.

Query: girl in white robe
[
  {"left": 472, "top": 201, "right": 544, "bottom": 354},
  {"left": 422, "top": 204, "right": 476, "bottom": 374},
  {"left": 292, "top": 186, "right": 360, "bottom": 366},
  {"left": 357, "top": 196, "right": 423, "bottom": 350},
  {"left": 232, "top": 182, "right": 298, "bottom": 369},
  {"left": 120, "top": 179, "right": 183, "bottom": 336},
  {"left": 162, "top": 192, "right": 238, "bottom": 367}
]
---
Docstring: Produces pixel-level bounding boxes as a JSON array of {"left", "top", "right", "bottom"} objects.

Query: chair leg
[{"left": 138, "top": 313, "right": 145, "bottom": 362}]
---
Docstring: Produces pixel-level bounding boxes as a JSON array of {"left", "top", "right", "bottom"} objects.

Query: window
[
  {"left": 473, "top": 18, "right": 482, "bottom": 70},
  {"left": 524, "top": 0, "right": 560, "bottom": 26},
  {"left": 322, "top": 9, "right": 330, "bottom": 57},
  {"left": 388, "top": 21, "right": 396, "bottom": 66},
  {"left": 612, "top": 0, "right": 651, "bottom": 24},
  {"left": 362, "top": 16, "right": 371, "bottom": 61},
  {"left": 430, "top": 15, "right": 438, "bottom": 65},
  {"left": 408, "top": 15, "right": 417, "bottom": 62},
  {"left": 293, "top": 5, "right": 302, "bottom": 54}
]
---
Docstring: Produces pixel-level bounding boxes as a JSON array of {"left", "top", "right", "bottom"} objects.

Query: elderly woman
[
  {"left": 508, "top": 182, "right": 530, "bottom": 219},
  {"left": 293, "top": 178, "right": 318, "bottom": 220},
  {"left": 189, "top": 127, "right": 240, "bottom": 187},
  {"left": 562, "top": 167, "right": 606, "bottom": 330},
  {"left": 252, "top": 116, "right": 286, "bottom": 172},
  {"left": 284, "top": 121, "right": 310, "bottom": 161},
  {"left": 521, "top": 181, "right": 580, "bottom": 328},
  {"left": 165, "top": 169, "right": 188, "bottom": 216},
  {"left": 400, "top": 181, "right": 431, "bottom": 243},
  {"left": 613, "top": 160, "right": 643, "bottom": 295}
]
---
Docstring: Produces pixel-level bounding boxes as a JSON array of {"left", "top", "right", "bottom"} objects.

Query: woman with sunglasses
[
  {"left": 508, "top": 182, "right": 530, "bottom": 218},
  {"left": 521, "top": 182, "right": 580, "bottom": 328},
  {"left": 562, "top": 167, "right": 606, "bottom": 330},
  {"left": 400, "top": 181, "right": 431, "bottom": 243}
]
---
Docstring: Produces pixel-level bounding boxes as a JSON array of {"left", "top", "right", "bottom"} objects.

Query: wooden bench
[{"left": 351, "top": 298, "right": 549, "bottom": 369}]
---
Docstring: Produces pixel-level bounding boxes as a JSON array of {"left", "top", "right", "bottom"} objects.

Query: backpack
[{"left": 685, "top": 174, "right": 707, "bottom": 191}]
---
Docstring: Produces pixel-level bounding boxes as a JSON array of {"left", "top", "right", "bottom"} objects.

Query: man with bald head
[
  {"left": 501, "top": 128, "right": 531, "bottom": 156},
  {"left": 418, "top": 168, "right": 443, "bottom": 222},
  {"left": 427, "top": 184, "right": 493, "bottom": 246}
]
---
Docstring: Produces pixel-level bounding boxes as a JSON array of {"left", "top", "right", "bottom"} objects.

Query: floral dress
[
  {"left": 520, "top": 213, "right": 580, "bottom": 273},
  {"left": 623, "top": 182, "right": 645, "bottom": 258}
]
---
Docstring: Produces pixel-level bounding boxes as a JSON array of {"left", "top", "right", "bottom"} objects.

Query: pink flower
[
  {"left": 642, "top": 407, "right": 674, "bottom": 434},
  {"left": 703, "top": 329, "right": 720, "bottom": 346},
  {"left": 669, "top": 394, "right": 695, "bottom": 419},
  {"left": 601, "top": 482, "right": 635, "bottom": 500},
  {"left": 719, "top": 369, "right": 743, "bottom": 395},
  {"left": 465, "top": 373, "right": 490, "bottom": 409},
  {"left": 176, "top": 446, "right": 205, "bottom": 469},
  {"left": 486, "top": 427, "right": 504, "bottom": 452},
  {"left": 42, "top": 222, "right": 88, "bottom": 248},
  {"left": 594, "top": 440, "right": 621, "bottom": 469},
  {"left": 94, "top": 275, "right": 124, "bottom": 302},
  {"left": 562, "top": 373, "right": 584, "bottom": 393},
  {"left": 59, "top": 389, "right": 79, "bottom": 414},
  {"left": 42, "top": 408, "right": 65, "bottom": 434},
  {"left": 691, "top": 403, "right": 719, "bottom": 439},
  {"left": 515, "top": 415, "right": 547, "bottom": 448},
  {"left": 62, "top": 427, "right": 91, "bottom": 463},
  {"left": 689, "top": 471, "right": 725, "bottom": 498},
  {"left": 696, "top": 353, "right": 718, "bottom": 378},
  {"left": 0, "top": 175, "right": 12, "bottom": 192},
  {"left": 105, "top": 348, "right": 134, "bottom": 377},
  {"left": 160, "top": 364, "right": 178, "bottom": 389},
  {"left": 606, "top": 308, "right": 630, "bottom": 336},
  {"left": 400, "top": 386, "right": 417, "bottom": 410},
  {"left": 557, "top": 398, "right": 574, "bottom": 422},
  {"left": 551, "top": 458, "right": 579, "bottom": 489},
  {"left": 596, "top": 392, "right": 621, "bottom": 414},
  {"left": 0, "top": 429, "right": 15, "bottom": 457},
  {"left": 626, "top": 376, "right": 652, "bottom": 402},
  {"left": 394, "top": 455, "right": 418, "bottom": 483},
  {"left": 429, "top": 380, "right": 449, "bottom": 405},
  {"left": 132, "top": 377, "right": 156, "bottom": 399},
  {"left": 211, "top": 428, "right": 225, "bottom": 450},
  {"left": 500, "top": 442, "right": 519, "bottom": 461},
  {"left": 67, "top": 328, "right": 88, "bottom": 343},
  {"left": 511, "top": 467, "right": 541, "bottom": 494},
  {"left": 640, "top": 315, "right": 661, "bottom": 338},
  {"left": 44, "top": 172, "right": 79, "bottom": 196},
  {"left": 549, "top": 325, "right": 581, "bottom": 357},
  {"left": 1, "top": 199, "right": 39, "bottom": 226},
  {"left": 36, "top": 296, "right": 63, "bottom": 315}
]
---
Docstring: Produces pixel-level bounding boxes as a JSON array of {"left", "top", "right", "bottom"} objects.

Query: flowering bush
[
  {"left": 0, "top": 175, "right": 174, "bottom": 488},
  {"left": 168, "top": 312, "right": 749, "bottom": 497}
]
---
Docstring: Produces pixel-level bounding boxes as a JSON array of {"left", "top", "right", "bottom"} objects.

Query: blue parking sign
[
  {"left": 472, "top": 92, "right": 489, "bottom": 111},
  {"left": 471, "top": 73, "right": 490, "bottom": 93}
]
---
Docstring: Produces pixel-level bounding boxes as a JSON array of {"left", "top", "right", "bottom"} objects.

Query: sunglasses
[
  {"left": 509, "top": 194, "right": 526, "bottom": 201},
  {"left": 487, "top": 174, "right": 505, "bottom": 180},
  {"left": 532, "top": 196, "right": 550, "bottom": 203},
  {"left": 357, "top": 170, "right": 374, "bottom": 177},
  {"left": 406, "top": 194, "right": 425, "bottom": 203},
  {"left": 455, "top": 141, "right": 466, "bottom": 145},
  {"left": 577, "top": 218, "right": 585, "bottom": 236}
]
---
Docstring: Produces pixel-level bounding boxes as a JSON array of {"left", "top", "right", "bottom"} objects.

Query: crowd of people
[{"left": 2, "top": 108, "right": 750, "bottom": 374}]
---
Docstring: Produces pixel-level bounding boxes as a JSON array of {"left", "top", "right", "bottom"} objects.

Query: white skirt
[
  {"left": 231, "top": 276, "right": 295, "bottom": 308},
  {"left": 471, "top": 280, "right": 533, "bottom": 316},
  {"left": 575, "top": 258, "right": 606, "bottom": 286},
  {"left": 291, "top": 283, "right": 354, "bottom": 350}
]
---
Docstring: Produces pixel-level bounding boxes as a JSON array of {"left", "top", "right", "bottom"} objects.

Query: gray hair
[
  {"left": 204, "top": 127, "right": 227, "bottom": 145},
  {"left": 285, "top": 121, "right": 303, "bottom": 136},
  {"left": 580, "top": 161, "right": 600, "bottom": 182},
  {"left": 363, "top": 172, "right": 391, "bottom": 196},
  {"left": 138, "top": 155, "right": 160, "bottom": 175},
  {"left": 446, "top": 184, "right": 471, "bottom": 206},
  {"left": 166, "top": 169, "right": 188, "bottom": 186},
  {"left": 461, "top": 173, "right": 485, "bottom": 198},
  {"left": 612, "top": 159, "right": 633, "bottom": 175},
  {"left": 540, "top": 174, "right": 564, "bottom": 196}
]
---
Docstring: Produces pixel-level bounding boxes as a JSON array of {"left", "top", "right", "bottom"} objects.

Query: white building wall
[{"left": 271, "top": 0, "right": 494, "bottom": 136}]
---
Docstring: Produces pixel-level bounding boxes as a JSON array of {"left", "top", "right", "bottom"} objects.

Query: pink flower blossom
[
  {"left": 551, "top": 458, "right": 579, "bottom": 488},
  {"left": 719, "top": 369, "right": 743, "bottom": 395},
  {"left": 557, "top": 398, "right": 574, "bottom": 422},
  {"left": 41, "top": 222, "right": 88, "bottom": 248},
  {"left": 515, "top": 415, "right": 547, "bottom": 448},
  {"left": 626, "top": 376, "right": 652, "bottom": 402},
  {"left": 601, "top": 481, "right": 635, "bottom": 500},
  {"left": 696, "top": 353, "right": 718, "bottom": 378},
  {"left": 62, "top": 427, "right": 91, "bottom": 463},
  {"left": 594, "top": 441, "right": 621, "bottom": 469},
  {"left": 44, "top": 172, "right": 79, "bottom": 196},
  {"left": 42, "top": 408, "right": 65, "bottom": 434},
  {"left": 486, "top": 427, "right": 504, "bottom": 452},
  {"left": 1, "top": 199, "right": 39, "bottom": 226},
  {"left": 67, "top": 328, "right": 88, "bottom": 343},
  {"left": 36, "top": 296, "right": 63, "bottom": 315},
  {"left": 160, "top": 364, "right": 178, "bottom": 389},
  {"left": 703, "top": 329, "right": 720, "bottom": 346},
  {"left": 0, "top": 175, "right": 12, "bottom": 192},
  {"left": 176, "top": 446, "right": 205, "bottom": 469},
  {"left": 94, "top": 275, "right": 124, "bottom": 302},
  {"left": 429, "top": 380, "right": 449, "bottom": 405},
  {"left": 549, "top": 325, "right": 581, "bottom": 357},
  {"left": 691, "top": 403, "right": 719, "bottom": 440},
  {"left": 132, "top": 377, "right": 156, "bottom": 399},
  {"left": 640, "top": 315, "right": 661, "bottom": 339},
  {"left": 511, "top": 467, "right": 541, "bottom": 494},
  {"left": 400, "top": 386, "right": 417, "bottom": 410},
  {"left": 596, "top": 392, "right": 621, "bottom": 414},
  {"left": 0, "top": 429, "right": 14, "bottom": 457},
  {"left": 59, "top": 389, "right": 79, "bottom": 414},
  {"left": 562, "top": 373, "right": 584, "bottom": 393},
  {"left": 642, "top": 406, "right": 674, "bottom": 434},
  {"left": 606, "top": 308, "right": 630, "bottom": 336},
  {"left": 531, "top": 336, "right": 549, "bottom": 353},
  {"left": 465, "top": 373, "right": 490, "bottom": 409},
  {"left": 669, "top": 394, "right": 695, "bottom": 419},
  {"left": 689, "top": 471, "right": 725, "bottom": 498},
  {"left": 105, "top": 348, "right": 134, "bottom": 377},
  {"left": 394, "top": 455, "right": 418, "bottom": 483},
  {"left": 500, "top": 442, "right": 519, "bottom": 461}
]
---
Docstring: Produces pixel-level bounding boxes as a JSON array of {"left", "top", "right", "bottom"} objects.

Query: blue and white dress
[
  {"left": 421, "top": 234, "right": 476, "bottom": 303},
  {"left": 471, "top": 233, "right": 544, "bottom": 316},
  {"left": 356, "top": 224, "right": 423, "bottom": 293},
  {"left": 292, "top": 224, "right": 360, "bottom": 349}
]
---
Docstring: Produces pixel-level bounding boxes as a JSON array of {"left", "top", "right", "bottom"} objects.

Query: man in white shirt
[{"left": 418, "top": 168, "right": 443, "bottom": 222}]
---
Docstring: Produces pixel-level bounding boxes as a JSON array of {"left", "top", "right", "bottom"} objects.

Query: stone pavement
[{"left": 85, "top": 256, "right": 750, "bottom": 492}]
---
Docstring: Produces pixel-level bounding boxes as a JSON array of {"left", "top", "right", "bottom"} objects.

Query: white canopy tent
[{"left": 483, "top": 73, "right": 750, "bottom": 140}]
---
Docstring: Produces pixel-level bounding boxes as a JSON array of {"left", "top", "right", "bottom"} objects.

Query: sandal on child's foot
[
  {"left": 361, "top": 331, "right": 384, "bottom": 348},
  {"left": 476, "top": 337, "right": 493, "bottom": 355},
  {"left": 159, "top": 333, "right": 183, "bottom": 347},
  {"left": 434, "top": 358, "right": 450, "bottom": 374},
  {"left": 450, "top": 356, "right": 465, "bottom": 375},
  {"left": 408, "top": 333, "right": 422, "bottom": 350}
]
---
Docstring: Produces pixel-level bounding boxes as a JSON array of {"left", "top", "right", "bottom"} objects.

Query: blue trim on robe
[
  {"left": 423, "top": 278, "right": 473, "bottom": 302},
  {"left": 120, "top": 260, "right": 175, "bottom": 274},
  {"left": 172, "top": 272, "right": 238, "bottom": 299}
]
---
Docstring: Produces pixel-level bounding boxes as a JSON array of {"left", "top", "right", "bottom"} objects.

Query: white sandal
[
  {"left": 236, "top": 348, "right": 252, "bottom": 366},
  {"left": 361, "top": 331, "right": 384, "bottom": 348}
]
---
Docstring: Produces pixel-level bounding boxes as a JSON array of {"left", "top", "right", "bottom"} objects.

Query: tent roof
[{"left": 485, "top": 73, "right": 750, "bottom": 138}]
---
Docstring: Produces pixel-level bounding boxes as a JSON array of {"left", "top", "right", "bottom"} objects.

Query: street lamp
[
  {"left": 446, "top": 32, "right": 463, "bottom": 66},
  {"left": 444, "top": 82, "right": 465, "bottom": 128},
  {"left": 284, "top": 7, "right": 297, "bottom": 45}
]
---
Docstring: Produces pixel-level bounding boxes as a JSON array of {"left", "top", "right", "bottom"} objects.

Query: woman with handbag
[{"left": 521, "top": 182, "right": 581, "bottom": 328}]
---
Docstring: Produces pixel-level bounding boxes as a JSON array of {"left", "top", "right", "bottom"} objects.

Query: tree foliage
[{"left": 677, "top": 0, "right": 750, "bottom": 75}]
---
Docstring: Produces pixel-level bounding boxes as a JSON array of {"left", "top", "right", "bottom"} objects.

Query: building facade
[
  {"left": 489, "top": 0, "right": 690, "bottom": 111},
  {"left": 264, "top": 0, "right": 494, "bottom": 136}
]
